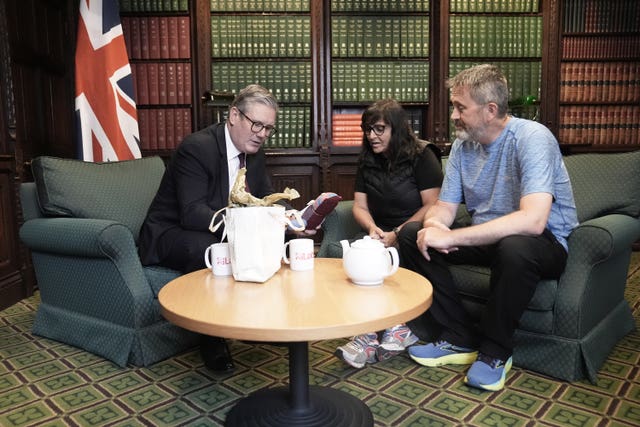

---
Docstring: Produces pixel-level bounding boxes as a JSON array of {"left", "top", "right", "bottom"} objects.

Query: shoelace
[{"left": 477, "top": 353, "right": 503, "bottom": 368}]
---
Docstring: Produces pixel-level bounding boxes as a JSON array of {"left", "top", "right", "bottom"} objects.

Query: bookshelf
[
  {"left": 447, "top": 0, "right": 543, "bottom": 147},
  {"left": 330, "top": 1, "right": 430, "bottom": 150},
  {"left": 119, "top": 0, "right": 640, "bottom": 201},
  {"left": 208, "top": 1, "right": 312, "bottom": 151},
  {"left": 120, "top": 0, "right": 194, "bottom": 154},
  {"left": 558, "top": 0, "right": 640, "bottom": 151}
]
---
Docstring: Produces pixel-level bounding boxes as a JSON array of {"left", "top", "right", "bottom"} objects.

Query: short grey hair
[
  {"left": 447, "top": 64, "right": 509, "bottom": 117},
  {"left": 231, "top": 84, "right": 279, "bottom": 113}
]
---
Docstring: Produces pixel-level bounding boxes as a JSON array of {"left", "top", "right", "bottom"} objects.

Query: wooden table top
[{"left": 159, "top": 258, "right": 432, "bottom": 342}]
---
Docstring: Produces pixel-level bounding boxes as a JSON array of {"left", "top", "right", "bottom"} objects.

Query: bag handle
[{"left": 208, "top": 207, "right": 228, "bottom": 242}]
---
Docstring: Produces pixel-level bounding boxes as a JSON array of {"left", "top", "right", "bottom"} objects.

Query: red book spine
[
  {"left": 148, "top": 109, "right": 158, "bottom": 149},
  {"left": 183, "top": 109, "right": 192, "bottom": 143},
  {"left": 138, "top": 109, "right": 149, "bottom": 150},
  {"left": 183, "top": 63, "right": 192, "bottom": 105},
  {"left": 168, "top": 17, "right": 179, "bottom": 59},
  {"left": 148, "top": 16, "right": 160, "bottom": 58},
  {"left": 159, "top": 17, "right": 170, "bottom": 59},
  {"left": 176, "top": 63, "right": 184, "bottom": 104},
  {"left": 166, "top": 62, "right": 177, "bottom": 104},
  {"left": 174, "top": 108, "right": 184, "bottom": 147},
  {"left": 157, "top": 108, "right": 167, "bottom": 150},
  {"left": 139, "top": 17, "right": 150, "bottom": 59},
  {"left": 147, "top": 63, "right": 159, "bottom": 104},
  {"left": 158, "top": 63, "right": 167, "bottom": 104},
  {"left": 165, "top": 108, "right": 175, "bottom": 149},
  {"left": 135, "top": 63, "right": 149, "bottom": 105},
  {"left": 129, "top": 17, "right": 141, "bottom": 59},
  {"left": 178, "top": 16, "right": 190, "bottom": 58}
]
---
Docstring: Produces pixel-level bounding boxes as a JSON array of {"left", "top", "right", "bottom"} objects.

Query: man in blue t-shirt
[{"left": 398, "top": 64, "right": 578, "bottom": 391}]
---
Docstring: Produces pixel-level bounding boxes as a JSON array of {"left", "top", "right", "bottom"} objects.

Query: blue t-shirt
[{"left": 440, "top": 117, "right": 578, "bottom": 250}]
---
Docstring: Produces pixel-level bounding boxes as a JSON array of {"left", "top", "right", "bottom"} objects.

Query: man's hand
[{"left": 416, "top": 225, "right": 458, "bottom": 261}]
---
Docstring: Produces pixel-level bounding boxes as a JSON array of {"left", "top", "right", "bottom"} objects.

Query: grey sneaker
[
  {"left": 335, "top": 332, "right": 379, "bottom": 368},
  {"left": 377, "top": 324, "right": 419, "bottom": 361}
]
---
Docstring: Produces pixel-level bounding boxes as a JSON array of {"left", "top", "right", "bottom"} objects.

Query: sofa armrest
[
  {"left": 20, "top": 217, "right": 157, "bottom": 326},
  {"left": 21, "top": 218, "right": 135, "bottom": 257},
  {"left": 554, "top": 214, "right": 640, "bottom": 337},
  {"left": 318, "top": 200, "right": 362, "bottom": 257}
]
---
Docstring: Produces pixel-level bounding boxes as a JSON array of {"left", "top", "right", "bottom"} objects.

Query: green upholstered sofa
[
  {"left": 318, "top": 150, "right": 640, "bottom": 382},
  {"left": 19, "top": 156, "right": 199, "bottom": 367}
]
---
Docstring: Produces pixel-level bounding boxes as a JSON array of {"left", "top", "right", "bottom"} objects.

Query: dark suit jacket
[{"left": 138, "top": 122, "right": 275, "bottom": 265}]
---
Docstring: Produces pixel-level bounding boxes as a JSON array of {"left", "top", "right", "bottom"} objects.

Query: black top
[{"left": 355, "top": 144, "right": 443, "bottom": 230}]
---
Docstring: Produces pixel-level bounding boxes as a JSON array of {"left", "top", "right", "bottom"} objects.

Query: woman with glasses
[{"left": 336, "top": 98, "right": 444, "bottom": 369}]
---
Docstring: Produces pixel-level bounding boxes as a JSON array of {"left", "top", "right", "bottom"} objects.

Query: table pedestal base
[
  {"left": 225, "top": 385, "right": 373, "bottom": 426},
  {"left": 225, "top": 342, "right": 373, "bottom": 426}
]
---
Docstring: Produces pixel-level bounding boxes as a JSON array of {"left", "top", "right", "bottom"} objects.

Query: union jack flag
[{"left": 75, "top": 0, "right": 141, "bottom": 162}]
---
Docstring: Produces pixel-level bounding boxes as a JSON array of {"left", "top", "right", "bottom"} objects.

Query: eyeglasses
[
  {"left": 360, "top": 124, "right": 387, "bottom": 136},
  {"left": 237, "top": 109, "right": 278, "bottom": 137}
]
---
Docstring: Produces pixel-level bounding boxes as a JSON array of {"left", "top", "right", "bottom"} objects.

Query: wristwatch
[{"left": 392, "top": 226, "right": 400, "bottom": 236}]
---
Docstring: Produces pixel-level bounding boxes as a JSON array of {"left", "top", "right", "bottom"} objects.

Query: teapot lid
[{"left": 351, "top": 236, "right": 385, "bottom": 249}]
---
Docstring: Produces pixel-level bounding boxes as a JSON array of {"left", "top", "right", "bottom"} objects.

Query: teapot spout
[{"left": 340, "top": 239, "right": 350, "bottom": 256}]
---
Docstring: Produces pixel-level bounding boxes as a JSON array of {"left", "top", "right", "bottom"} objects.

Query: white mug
[
  {"left": 204, "top": 242, "right": 232, "bottom": 276},
  {"left": 282, "top": 238, "right": 315, "bottom": 271}
]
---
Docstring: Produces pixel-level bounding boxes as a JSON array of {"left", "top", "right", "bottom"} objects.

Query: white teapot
[{"left": 340, "top": 236, "right": 399, "bottom": 286}]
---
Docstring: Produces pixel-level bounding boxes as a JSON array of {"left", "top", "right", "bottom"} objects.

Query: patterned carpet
[{"left": 1, "top": 252, "right": 639, "bottom": 426}]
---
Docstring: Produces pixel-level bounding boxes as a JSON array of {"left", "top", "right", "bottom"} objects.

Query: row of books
[
  {"left": 560, "top": 62, "right": 640, "bottom": 103},
  {"left": 210, "top": 0, "right": 309, "bottom": 12},
  {"left": 132, "top": 63, "right": 192, "bottom": 106},
  {"left": 211, "top": 16, "right": 310, "bottom": 58},
  {"left": 331, "top": 0, "right": 430, "bottom": 12},
  {"left": 119, "top": 0, "right": 188, "bottom": 12},
  {"left": 450, "top": 0, "right": 539, "bottom": 13},
  {"left": 449, "top": 16, "right": 542, "bottom": 58},
  {"left": 332, "top": 61, "right": 429, "bottom": 103},
  {"left": 449, "top": 61, "right": 541, "bottom": 103},
  {"left": 332, "top": 109, "right": 424, "bottom": 147},
  {"left": 212, "top": 61, "right": 311, "bottom": 103},
  {"left": 263, "top": 107, "right": 311, "bottom": 149},
  {"left": 121, "top": 16, "right": 190, "bottom": 60},
  {"left": 332, "top": 113, "right": 363, "bottom": 147},
  {"left": 562, "top": 0, "right": 639, "bottom": 33},
  {"left": 138, "top": 108, "right": 192, "bottom": 151},
  {"left": 332, "top": 17, "right": 429, "bottom": 58},
  {"left": 558, "top": 106, "right": 640, "bottom": 145},
  {"left": 562, "top": 36, "right": 640, "bottom": 59}
]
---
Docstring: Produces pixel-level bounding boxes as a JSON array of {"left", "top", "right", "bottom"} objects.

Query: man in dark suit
[{"left": 138, "top": 84, "right": 281, "bottom": 372}]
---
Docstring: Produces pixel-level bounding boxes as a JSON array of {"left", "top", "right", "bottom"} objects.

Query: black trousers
[
  {"left": 157, "top": 228, "right": 219, "bottom": 274},
  {"left": 398, "top": 221, "right": 568, "bottom": 360}
]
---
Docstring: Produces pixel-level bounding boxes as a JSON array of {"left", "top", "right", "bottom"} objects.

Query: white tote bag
[
  {"left": 209, "top": 204, "right": 304, "bottom": 283},
  {"left": 224, "top": 205, "right": 290, "bottom": 283}
]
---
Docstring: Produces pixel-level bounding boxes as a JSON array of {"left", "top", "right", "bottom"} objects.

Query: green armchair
[
  {"left": 19, "top": 156, "right": 198, "bottom": 367},
  {"left": 319, "top": 150, "right": 640, "bottom": 382}
]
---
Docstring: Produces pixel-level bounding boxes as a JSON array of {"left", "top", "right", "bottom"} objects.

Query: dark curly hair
[{"left": 359, "top": 98, "right": 427, "bottom": 171}]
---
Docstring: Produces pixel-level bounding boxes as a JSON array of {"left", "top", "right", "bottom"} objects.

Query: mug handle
[
  {"left": 204, "top": 246, "right": 213, "bottom": 269},
  {"left": 282, "top": 241, "right": 291, "bottom": 264}
]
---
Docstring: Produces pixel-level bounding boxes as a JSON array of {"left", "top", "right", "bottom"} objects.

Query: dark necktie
[{"left": 238, "top": 153, "right": 249, "bottom": 192}]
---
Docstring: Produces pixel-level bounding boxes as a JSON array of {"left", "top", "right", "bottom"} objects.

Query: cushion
[
  {"left": 31, "top": 156, "right": 165, "bottom": 239},
  {"left": 564, "top": 150, "right": 640, "bottom": 223}
]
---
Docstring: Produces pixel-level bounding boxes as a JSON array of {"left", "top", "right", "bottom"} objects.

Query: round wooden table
[{"left": 159, "top": 258, "right": 432, "bottom": 427}]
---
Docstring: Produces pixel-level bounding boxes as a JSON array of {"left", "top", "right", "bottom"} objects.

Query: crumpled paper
[{"left": 229, "top": 167, "right": 300, "bottom": 207}]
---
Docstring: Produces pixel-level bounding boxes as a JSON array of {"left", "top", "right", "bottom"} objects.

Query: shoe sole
[
  {"left": 410, "top": 351, "right": 478, "bottom": 367},
  {"left": 333, "top": 349, "right": 368, "bottom": 369},
  {"left": 464, "top": 358, "right": 513, "bottom": 391}
]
